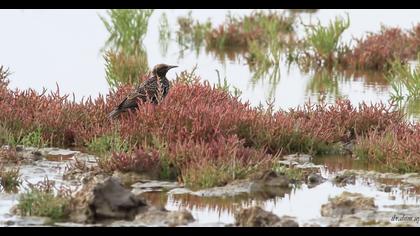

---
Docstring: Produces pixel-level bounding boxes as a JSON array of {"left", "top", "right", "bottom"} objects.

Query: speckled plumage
[{"left": 108, "top": 64, "right": 177, "bottom": 119}]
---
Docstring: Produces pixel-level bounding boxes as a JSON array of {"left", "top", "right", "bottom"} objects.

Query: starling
[{"left": 108, "top": 64, "right": 178, "bottom": 119}]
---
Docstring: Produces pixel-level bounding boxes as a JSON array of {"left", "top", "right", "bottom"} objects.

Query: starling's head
[{"left": 152, "top": 64, "right": 178, "bottom": 77}]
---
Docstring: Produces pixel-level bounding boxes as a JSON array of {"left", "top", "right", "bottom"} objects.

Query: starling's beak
[{"left": 168, "top": 65, "right": 178, "bottom": 70}]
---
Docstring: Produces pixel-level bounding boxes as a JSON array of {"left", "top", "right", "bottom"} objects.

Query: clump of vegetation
[
  {"left": 343, "top": 25, "right": 420, "bottom": 70},
  {"left": 17, "top": 178, "right": 72, "bottom": 221},
  {"left": 294, "top": 19, "right": 420, "bottom": 72},
  {"left": 98, "top": 146, "right": 161, "bottom": 175},
  {"left": 385, "top": 54, "right": 420, "bottom": 119},
  {"left": 173, "top": 136, "right": 274, "bottom": 189},
  {"left": 215, "top": 69, "right": 242, "bottom": 98},
  {"left": 87, "top": 131, "right": 129, "bottom": 156},
  {"left": 0, "top": 164, "right": 22, "bottom": 192},
  {"left": 409, "top": 24, "right": 420, "bottom": 53},
  {"left": 387, "top": 54, "right": 420, "bottom": 102},
  {"left": 20, "top": 127, "right": 46, "bottom": 148},
  {"left": 206, "top": 11, "right": 295, "bottom": 50},
  {"left": 301, "top": 14, "right": 350, "bottom": 67},
  {"left": 0, "top": 124, "right": 15, "bottom": 146},
  {"left": 104, "top": 50, "right": 149, "bottom": 88},
  {"left": 100, "top": 9, "right": 154, "bottom": 87},
  {"left": 354, "top": 124, "right": 420, "bottom": 172},
  {"left": 0, "top": 66, "right": 10, "bottom": 96},
  {"left": 1, "top": 125, "right": 46, "bottom": 148}
]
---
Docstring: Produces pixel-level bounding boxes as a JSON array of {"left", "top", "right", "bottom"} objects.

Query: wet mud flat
[{"left": 0, "top": 147, "right": 419, "bottom": 227}]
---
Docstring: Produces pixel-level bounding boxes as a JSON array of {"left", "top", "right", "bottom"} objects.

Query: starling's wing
[
  {"left": 139, "top": 76, "right": 159, "bottom": 95},
  {"left": 117, "top": 89, "right": 146, "bottom": 110},
  {"left": 115, "top": 76, "right": 159, "bottom": 111}
]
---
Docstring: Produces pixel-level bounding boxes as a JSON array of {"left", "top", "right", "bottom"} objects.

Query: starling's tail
[{"left": 107, "top": 109, "right": 122, "bottom": 120}]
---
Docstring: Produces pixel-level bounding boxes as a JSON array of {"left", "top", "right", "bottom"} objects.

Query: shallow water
[
  {"left": 0, "top": 148, "right": 419, "bottom": 226},
  {"left": 0, "top": 158, "right": 72, "bottom": 225},
  {"left": 1, "top": 9, "right": 420, "bottom": 117},
  {"left": 140, "top": 162, "right": 420, "bottom": 226},
  {"left": 313, "top": 155, "right": 388, "bottom": 172}
]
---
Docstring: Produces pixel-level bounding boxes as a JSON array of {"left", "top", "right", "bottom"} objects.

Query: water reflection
[
  {"left": 306, "top": 69, "right": 341, "bottom": 101},
  {"left": 399, "top": 98, "right": 420, "bottom": 120},
  {"left": 140, "top": 176, "right": 420, "bottom": 225},
  {"left": 313, "top": 155, "right": 389, "bottom": 173},
  {"left": 137, "top": 152, "right": 420, "bottom": 225},
  {"left": 158, "top": 12, "right": 171, "bottom": 57},
  {"left": 304, "top": 68, "right": 391, "bottom": 102}
]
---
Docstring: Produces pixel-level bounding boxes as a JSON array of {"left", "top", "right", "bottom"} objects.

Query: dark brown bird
[{"left": 108, "top": 64, "right": 178, "bottom": 119}]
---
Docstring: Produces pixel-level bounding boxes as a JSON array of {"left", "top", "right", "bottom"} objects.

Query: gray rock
[
  {"left": 92, "top": 177, "right": 146, "bottom": 219},
  {"left": 130, "top": 208, "right": 168, "bottom": 226},
  {"left": 132, "top": 207, "right": 194, "bottom": 227},
  {"left": 323, "top": 207, "right": 420, "bottom": 227},
  {"left": 166, "top": 210, "right": 195, "bottom": 226},
  {"left": 69, "top": 177, "right": 147, "bottom": 223},
  {"left": 234, "top": 207, "right": 299, "bottom": 227},
  {"left": 15, "top": 145, "right": 24, "bottom": 152},
  {"left": 273, "top": 217, "right": 300, "bottom": 227},
  {"left": 332, "top": 173, "right": 356, "bottom": 186},
  {"left": 307, "top": 173, "right": 326, "bottom": 187},
  {"left": 31, "top": 151, "right": 43, "bottom": 161},
  {"left": 321, "top": 192, "right": 377, "bottom": 217},
  {"left": 252, "top": 170, "right": 290, "bottom": 188}
]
